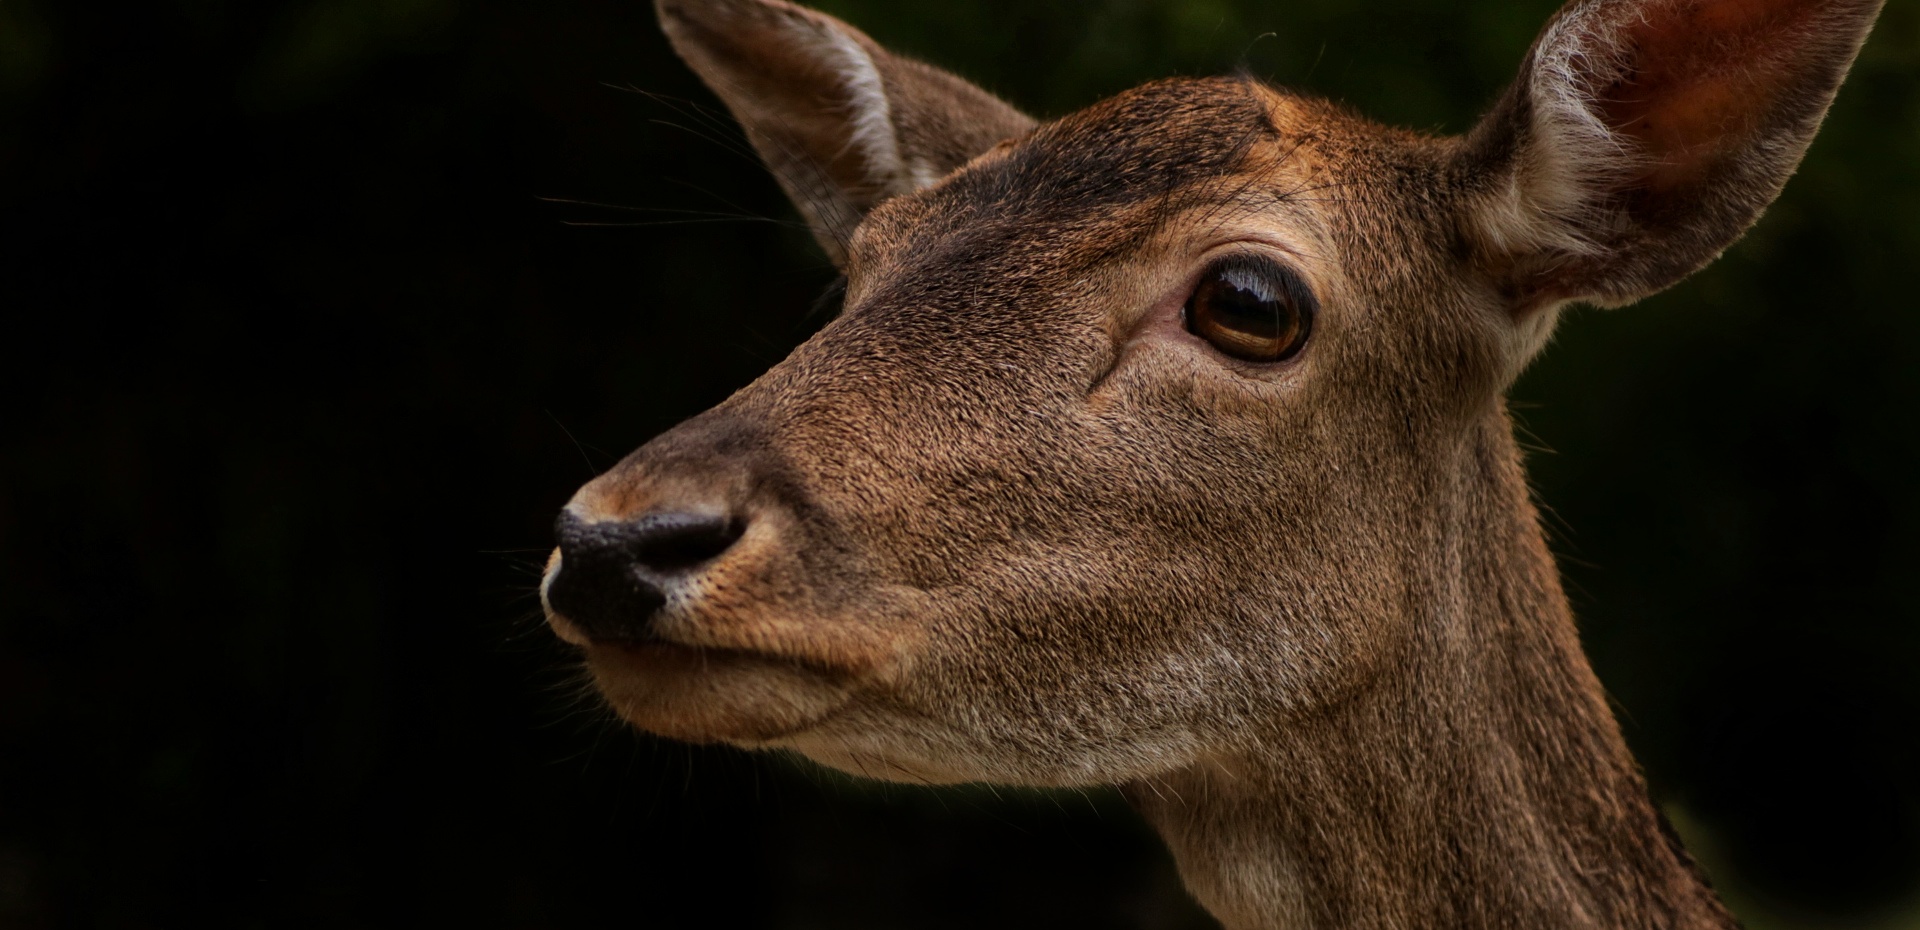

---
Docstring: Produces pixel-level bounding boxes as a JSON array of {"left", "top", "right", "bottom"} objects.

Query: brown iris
[{"left": 1184, "top": 257, "right": 1315, "bottom": 363}]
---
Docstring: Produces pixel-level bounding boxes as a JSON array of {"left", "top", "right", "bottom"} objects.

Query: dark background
[{"left": 2, "top": 0, "right": 1916, "bottom": 927}]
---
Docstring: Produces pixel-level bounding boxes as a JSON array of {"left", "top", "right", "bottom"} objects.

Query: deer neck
[{"left": 1128, "top": 403, "right": 1734, "bottom": 930}]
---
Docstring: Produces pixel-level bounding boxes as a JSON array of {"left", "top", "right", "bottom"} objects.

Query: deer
[{"left": 539, "top": 0, "right": 1883, "bottom": 926}]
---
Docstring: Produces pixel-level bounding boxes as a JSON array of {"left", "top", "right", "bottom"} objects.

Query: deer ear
[
  {"left": 1461, "top": 0, "right": 1881, "bottom": 312},
  {"left": 655, "top": 0, "right": 1037, "bottom": 266}
]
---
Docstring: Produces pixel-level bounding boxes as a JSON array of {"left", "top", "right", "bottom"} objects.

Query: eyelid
[{"left": 1189, "top": 252, "right": 1319, "bottom": 315}]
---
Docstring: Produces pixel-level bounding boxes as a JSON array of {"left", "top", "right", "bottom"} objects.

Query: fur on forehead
[{"left": 850, "top": 78, "right": 1291, "bottom": 272}]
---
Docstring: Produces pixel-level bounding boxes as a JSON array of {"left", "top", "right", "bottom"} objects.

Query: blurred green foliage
[
  {"left": 0, "top": 1, "right": 52, "bottom": 106},
  {"left": 0, "top": 0, "right": 1915, "bottom": 927}
]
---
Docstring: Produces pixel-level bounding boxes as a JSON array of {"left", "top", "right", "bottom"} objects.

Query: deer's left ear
[
  {"left": 1461, "top": 0, "right": 1882, "bottom": 313},
  {"left": 656, "top": 0, "right": 1037, "bottom": 266}
]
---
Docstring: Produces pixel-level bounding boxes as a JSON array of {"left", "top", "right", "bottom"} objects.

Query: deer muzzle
[{"left": 545, "top": 509, "right": 744, "bottom": 644}]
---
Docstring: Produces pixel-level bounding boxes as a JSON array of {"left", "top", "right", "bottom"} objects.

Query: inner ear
[
  {"left": 656, "top": 0, "right": 1036, "bottom": 265},
  {"left": 1590, "top": 0, "right": 1841, "bottom": 211}
]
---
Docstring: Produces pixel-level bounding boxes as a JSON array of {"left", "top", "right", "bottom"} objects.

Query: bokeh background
[{"left": 2, "top": 0, "right": 1917, "bottom": 927}]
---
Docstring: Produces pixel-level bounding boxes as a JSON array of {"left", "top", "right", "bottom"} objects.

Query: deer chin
[
  {"left": 581, "top": 640, "right": 856, "bottom": 744},
  {"left": 763, "top": 705, "right": 1210, "bottom": 788}
]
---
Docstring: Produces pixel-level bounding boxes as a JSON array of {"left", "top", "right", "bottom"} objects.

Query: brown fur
[{"left": 542, "top": 1, "right": 1883, "bottom": 926}]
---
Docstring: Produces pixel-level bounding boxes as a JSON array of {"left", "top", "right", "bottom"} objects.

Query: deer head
[{"left": 542, "top": 0, "right": 1881, "bottom": 925}]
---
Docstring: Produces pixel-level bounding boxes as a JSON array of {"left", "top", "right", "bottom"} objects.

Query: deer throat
[{"left": 1127, "top": 406, "right": 1736, "bottom": 930}]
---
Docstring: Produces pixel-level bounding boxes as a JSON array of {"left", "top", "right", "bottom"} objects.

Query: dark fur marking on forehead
[
  {"left": 956, "top": 77, "right": 1277, "bottom": 218},
  {"left": 858, "top": 78, "right": 1281, "bottom": 285}
]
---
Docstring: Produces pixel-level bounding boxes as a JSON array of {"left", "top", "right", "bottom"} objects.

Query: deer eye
[{"left": 1184, "top": 257, "right": 1315, "bottom": 363}]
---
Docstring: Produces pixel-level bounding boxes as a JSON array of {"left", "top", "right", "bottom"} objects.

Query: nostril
[
  {"left": 546, "top": 510, "right": 744, "bottom": 644},
  {"left": 623, "top": 511, "right": 744, "bottom": 573},
  {"left": 554, "top": 511, "right": 744, "bottom": 573}
]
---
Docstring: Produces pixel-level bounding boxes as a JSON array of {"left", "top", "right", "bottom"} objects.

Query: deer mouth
[
  {"left": 576, "top": 634, "right": 860, "bottom": 744},
  {"left": 542, "top": 548, "right": 920, "bottom": 744}
]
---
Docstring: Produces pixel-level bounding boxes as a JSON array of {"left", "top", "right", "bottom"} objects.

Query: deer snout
[{"left": 545, "top": 509, "right": 744, "bottom": 644}]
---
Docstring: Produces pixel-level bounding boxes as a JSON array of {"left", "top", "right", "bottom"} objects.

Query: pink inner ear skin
[{"left": 1603, "top": 0, "right": 1828, "bottom": 193}]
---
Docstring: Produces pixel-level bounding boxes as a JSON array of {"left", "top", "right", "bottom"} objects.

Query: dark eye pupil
[
  {"left": 1185, "top": 259, "right": 1314, "bottom": 363},
  {"left": 1203, "top": 275, "right": 1289, "bottom": 338}
]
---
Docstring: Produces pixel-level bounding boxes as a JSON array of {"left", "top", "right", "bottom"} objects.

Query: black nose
[{"left": 546, "top": 510, "right": 744, "bottom": 643}]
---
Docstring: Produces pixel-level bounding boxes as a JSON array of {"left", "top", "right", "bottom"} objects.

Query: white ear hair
[
  {"left": 816, "top": 28, "right": 914, "bottom": 192},
  {"left": 1472, "top": 5, "right": 1645, "bottom": 263},
  {"left": 656, "top": 0, "right": 1035, "bottom": 265}
]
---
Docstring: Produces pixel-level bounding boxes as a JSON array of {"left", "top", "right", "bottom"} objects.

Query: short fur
[{"left": 542, "top": 1, "right": 1883, "bottom": 927}]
